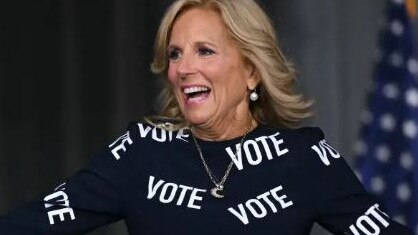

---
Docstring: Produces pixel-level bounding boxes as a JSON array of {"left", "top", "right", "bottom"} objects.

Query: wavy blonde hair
[{"left": 150, "top": 0, "right": 312, "bottom": 128}]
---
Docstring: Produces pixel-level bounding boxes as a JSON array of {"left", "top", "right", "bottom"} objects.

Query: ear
[{"left": 244, "top": 61, "right": 260, "bottom": 90}]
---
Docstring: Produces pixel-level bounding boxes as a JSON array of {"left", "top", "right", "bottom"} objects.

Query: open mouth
[{"left": 183, "top": 86, "right": 211, "bottom": 102}]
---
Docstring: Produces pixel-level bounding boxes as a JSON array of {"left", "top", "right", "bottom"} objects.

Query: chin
[{"left": 183, "top": 112, "right": 211, "bottom": 126}]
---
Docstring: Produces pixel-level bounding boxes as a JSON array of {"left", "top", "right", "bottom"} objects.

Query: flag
[{"left": 354, "top": 0, "right": 418, "bottom": 233}]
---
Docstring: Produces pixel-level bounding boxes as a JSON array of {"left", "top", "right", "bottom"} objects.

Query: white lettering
[
  {"left": 322, "top": 141, "right": 340, "bottom": 158},
  {"left": 226, "top": 133, "right": 289, "bottom": 171},
  {"left": 152, "top": 128, "right": 166, "bottom": 142},
  {"left": 228, "top": 204, "right": 249, "bottom": 225},
  {"left": 356, "top": 215, "right": 380, "bottom": 235},
  {"left": 43, "top": 184, "right": 75, "bottom": 225},
  {"left": 226, "top": 143, "right": 244, "bottom": 170},
  {"left": 243, "top": 140, "right": 263, "bottom": 165},
  {"left": 270, "top": 186, "right": 293, "bottom": 209},
  {"left": 228, "top": 185, "right": 293, "bottom": 225},
  {"left": 188, "top": 188, "right": 206, "bottom": 210},
  {"left": 257, "top": 191, "right": 278, "bottom": 213},
  {"left": 311, "top": 144, "right": 329, "bottom": 165},
  {"left": 137, "top": 123, "right": 189, "bottom": 142},
  {"left": 350, "top": 224, "right": 361, "bottom": 235},
  {"left": 255, "top": 136, "right": 273, "bottom": 160},
  {"left": 366, "top": 204, "right": 389, "bottom": 227},
  {"left": 311, "top": 139, "right": 341, "bottom": 166},
  {"left": 53, "top": 182, "right": 66, "bottom": 191},
  {"left": 176, "top": 128, "right": 189, "bottom": 142},
  {"left": 44, "top": 191, "right": 69, "bottom": 208},
  {"left": 109, "top": 131, "right": 133, "bottom": 160},
  {"left": 47, "top": 208, "right": 75, "bottom": 225},
  {"left": 168, "top": 129, "right": 173, "bottom": 142},
  {"left": 176, "top": 185, "right": 193, "bottom": 206},
  {"left": 245, "top": 199, "right": 267, "bottom": 218},
  {"left": 268, "top": 133, "right": 289, "bottom": 157},
  {"left": 348, "top": 204, "right": 390, "bottom": 235},
  {"left": 138, "top": 123, "right": 152, "bottom": 137},
  {"left": 159, "top": 183, "right": 178, "bottom": 203},
  {"left": 147, "top": 175, "right": 165, "bottom": 199},
  {"left": 146, "top": 175, "right": 206, "bottom": 210}
]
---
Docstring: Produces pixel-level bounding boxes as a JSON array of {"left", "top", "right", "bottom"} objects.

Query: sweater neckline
[{"left": 189, "top": 123, "right": 272, "bottom": 147}]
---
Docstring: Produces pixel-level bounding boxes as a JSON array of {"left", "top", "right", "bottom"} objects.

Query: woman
[{"left": 0, "top": 0, "right": 414, "bottom": 234}]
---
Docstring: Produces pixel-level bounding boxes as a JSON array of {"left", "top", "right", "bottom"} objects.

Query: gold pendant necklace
[{"left": 190, "top": 124, "right": 252, "bottom": 199}]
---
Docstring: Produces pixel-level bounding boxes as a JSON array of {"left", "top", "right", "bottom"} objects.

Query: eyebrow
[
  {"left": 167, "top": 45, "right": 179, "bottom": 51},
  {"left": 168, "top": 40, "right": 219, "bottom": 50},
  {"left": 196, "top": 41, "right": 219, "bottom": 49}
]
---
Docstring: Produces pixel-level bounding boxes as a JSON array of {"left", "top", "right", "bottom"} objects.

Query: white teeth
[{"left": 183, "top": 86, "right": 209, "bottom": 94}]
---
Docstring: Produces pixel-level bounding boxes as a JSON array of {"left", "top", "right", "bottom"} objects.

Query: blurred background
[{"left": 0, "top": 0, "right": 417, "bottom": 234}]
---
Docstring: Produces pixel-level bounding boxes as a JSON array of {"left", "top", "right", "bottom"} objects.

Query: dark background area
[
  {"left": 0, "top": 0, "right": 167, "bottom": 205},
  {"left": 0, "top": 1, "right": 171, "bottom": 233},
  {"left": 1, "top": 1, "right": 415, "bottom": 234}
]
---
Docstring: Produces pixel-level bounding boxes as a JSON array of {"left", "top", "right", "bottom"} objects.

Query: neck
[{"left": 190, "top": 117, "right": 257, "bottom": 141}]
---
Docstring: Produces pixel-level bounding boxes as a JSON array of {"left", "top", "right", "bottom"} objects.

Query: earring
[{"left": 249, "top": 89, "right": 258, "bottom": 101}]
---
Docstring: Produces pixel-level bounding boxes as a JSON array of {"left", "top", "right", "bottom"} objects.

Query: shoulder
[
  {"left": 267, "top": 126, "right": 366, "bottom": 197},
  {"left": 259, "top": 125, "right": 343, "bottom": 168},
  {"left": 259, "top": 125, "right": 325, "bottom": 150},
  {"left": 283, "top": 126, "right": 341, "bottom": 165},
  {"left": 280, "top": 126, "right": 324, "bottom": 146}
]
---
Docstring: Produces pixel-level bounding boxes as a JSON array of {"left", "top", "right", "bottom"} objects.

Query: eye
[
  {"left": 198, "top": 47, "right": 215, "bottom": 56},
  {"left": 168, "top": 48, "right": 181, "bottom": 61}
]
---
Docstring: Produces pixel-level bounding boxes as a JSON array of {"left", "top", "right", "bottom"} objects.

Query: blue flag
[{"left": 355, "top": 0, "right": 418, "bottom": 233}]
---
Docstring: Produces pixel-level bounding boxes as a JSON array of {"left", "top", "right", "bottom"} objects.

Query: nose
[{"left": 176, "top": 53, "right": 196, "bottom": 78}]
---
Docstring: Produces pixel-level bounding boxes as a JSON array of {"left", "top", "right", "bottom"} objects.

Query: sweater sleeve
[
  {"left": 305, "top": 128, "right": 413, "bottom": 235},
  {"left": 0, "top": 122, "right": 140, "bottom": 234}
]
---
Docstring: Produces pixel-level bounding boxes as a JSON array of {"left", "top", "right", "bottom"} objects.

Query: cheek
[{"left": 167, "top": 64, "right": 177, "bottom": 85}]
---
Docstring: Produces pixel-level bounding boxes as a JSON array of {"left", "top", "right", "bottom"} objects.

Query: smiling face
[{"left": 167, "top": 7, "right": 258, "bottom": 138}]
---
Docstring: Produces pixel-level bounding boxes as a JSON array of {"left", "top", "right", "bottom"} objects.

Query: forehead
[{"left": 170, "top": 7, "right": 230, "bottom": 44}]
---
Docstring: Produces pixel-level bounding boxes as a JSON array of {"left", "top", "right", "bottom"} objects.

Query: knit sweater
[{"left": 0, "top": 122, "right": 413, "bottom": 235}]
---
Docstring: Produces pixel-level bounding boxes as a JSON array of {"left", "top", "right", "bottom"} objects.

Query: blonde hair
[{"left": 150, "top": 0, "right": 312, "bottom": 128}]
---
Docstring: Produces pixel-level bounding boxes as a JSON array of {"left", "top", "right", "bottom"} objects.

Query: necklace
[{"left": 190, "top": 124, "right": 253, "bottom": 199}]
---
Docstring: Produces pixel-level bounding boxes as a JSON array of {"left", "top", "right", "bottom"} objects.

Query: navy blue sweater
[{"left": 0, "top": 122, "right": 413, "bottom": 234}]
